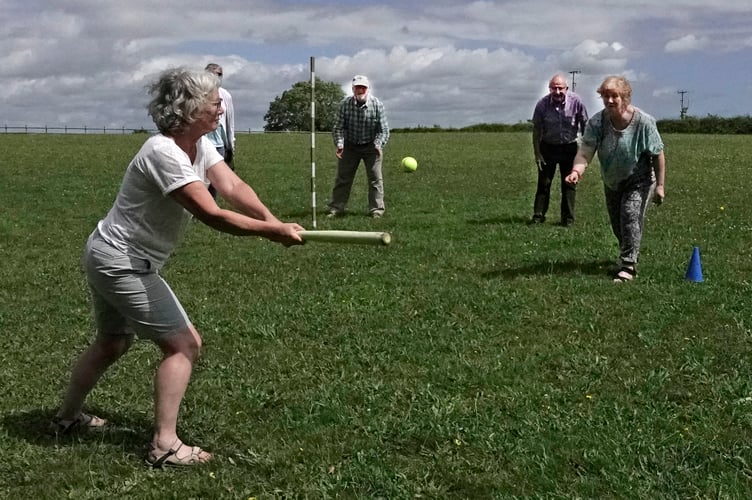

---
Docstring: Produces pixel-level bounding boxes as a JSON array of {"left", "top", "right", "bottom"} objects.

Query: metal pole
[
  {"left": 310, "top": 56, "right": 317, "bottom": 229},
  {"left": 569, "top": 69, "right": 581, "bottom": 92},
  {"left": 678, "top": 90, "right": 689, "bottom": 119}
]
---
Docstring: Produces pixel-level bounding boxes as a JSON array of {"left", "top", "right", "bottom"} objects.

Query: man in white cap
[{"left": 328, "top": 74, "right": 390, "bottom": 218}]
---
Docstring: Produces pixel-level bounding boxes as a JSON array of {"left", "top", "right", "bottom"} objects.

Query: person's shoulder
[
  {"left": 588, "top": 110, "right": 605, "bottom": 127},
  {"left": 143, "top": 133, "right": 170, "bottom": 149},
  {"left": 144, "top": 134, "right": 182, "bottom": 157},
  {"left": 197, "top": 135, "right": 216, "bottom": 151},
  {"left": 132, "top": 135, "right": 177, "bottom": 169},
  {"left": 533, "top": 95, "right": 552, "bottom": 112},
  {"left": 634, "top": 107, "right": 656, "bottom": 123},
  {"left": 568, "top": 92, "right": 587, "bottom": 105},
  {"left": 568, "top": 91, "right": 583, "bottom": 100}
]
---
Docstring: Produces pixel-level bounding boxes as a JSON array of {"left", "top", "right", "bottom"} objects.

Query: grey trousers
[
  {"left": 604, "top": 181, "right": 656, "bottom": 269},
  {"left": 328, "top": 143, "right": 385, "bottom": 215}
]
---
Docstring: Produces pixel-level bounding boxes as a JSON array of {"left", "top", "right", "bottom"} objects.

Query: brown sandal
[
  {"left": 48, "top": 413, "right": 107, "bottom": 436},
  {"left": 147, "top": 440, "right": 212, "bottom": 468},
  {"left": 613, "top": 267, "right": 637, "bottom": 283}
]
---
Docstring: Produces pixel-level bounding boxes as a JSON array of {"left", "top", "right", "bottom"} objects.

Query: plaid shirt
[{"left": 333, "top": 94, "right": 390, "bottom": 149}]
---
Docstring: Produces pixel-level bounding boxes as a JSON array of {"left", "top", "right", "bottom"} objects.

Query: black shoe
[
  {"left": 561, "top": 219, "right": 574, "bottom": 227},
  {"left": 528, "top": 216, "right": 545, "bottom": 225}
]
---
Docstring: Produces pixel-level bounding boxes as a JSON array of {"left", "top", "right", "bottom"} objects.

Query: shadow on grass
[
  {"left": 481, "top": 258, "right": 615, "bottom": 279},
  {"left": 281, "top": 209, "right": 377, "bottom": 220},
  {"left": 1, "top": 408, "right": 149, "bottom": 452},
  {"left": 282, "top": 209, "right": 328, "bottom": 219},
  {"left": 466, "top": 214, "right": 530, "bottom": 225}
]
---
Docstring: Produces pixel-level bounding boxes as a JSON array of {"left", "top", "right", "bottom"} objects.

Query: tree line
[
  {"left": 261, "top": 79, "right": 751, "bottom": 134},
  {"left": 390, "top": 116, "right": 752, "bottom": 134}
]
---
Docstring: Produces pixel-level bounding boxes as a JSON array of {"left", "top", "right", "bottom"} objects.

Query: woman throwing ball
[{"left": 565, "top": 76, "right": 666, "bottom": 282}]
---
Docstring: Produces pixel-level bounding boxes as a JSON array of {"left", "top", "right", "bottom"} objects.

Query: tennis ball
[{"left": 401, "top": 156, "right": 418, "bottom": 172}]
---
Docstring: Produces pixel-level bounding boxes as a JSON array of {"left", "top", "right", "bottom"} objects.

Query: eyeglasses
[{"left": 549, "top": 85, "right": 567, "bottom": 90}]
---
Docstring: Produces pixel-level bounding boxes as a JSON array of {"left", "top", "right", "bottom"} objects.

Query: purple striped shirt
[{"left": 532, "top": 92, "right": 588, "bottom": 145}]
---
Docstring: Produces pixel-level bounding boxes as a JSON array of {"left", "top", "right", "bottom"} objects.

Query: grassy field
[{"left": 1, "top": 131, "right": 751, "bottom": 498}]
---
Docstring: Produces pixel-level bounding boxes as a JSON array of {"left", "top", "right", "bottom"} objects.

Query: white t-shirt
[{"left": 96, "top": 134, "right": 223, "bottom": 269}]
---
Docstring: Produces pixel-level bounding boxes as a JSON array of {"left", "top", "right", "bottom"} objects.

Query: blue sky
[{"left": 1, "top": 0, "right": 749, "bottom": 131}]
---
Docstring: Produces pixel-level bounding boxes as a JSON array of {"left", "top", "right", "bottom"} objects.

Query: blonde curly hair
[{"left": 597, "top": 76, "right": 632, "bottom": 105}]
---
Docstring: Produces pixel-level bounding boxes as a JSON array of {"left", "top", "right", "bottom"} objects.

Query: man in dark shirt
[{"left": 531, "top": 74, "right": 588, "bottom": 226}]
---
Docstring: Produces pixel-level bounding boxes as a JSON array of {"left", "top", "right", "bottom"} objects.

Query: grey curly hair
[{"left": 147, "top": 67, "right": 220, "bottom": 135}]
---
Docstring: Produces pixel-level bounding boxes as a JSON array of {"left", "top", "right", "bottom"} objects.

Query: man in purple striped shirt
[{"left": 531, "top": 74, "right": 588, "bottom": 226}]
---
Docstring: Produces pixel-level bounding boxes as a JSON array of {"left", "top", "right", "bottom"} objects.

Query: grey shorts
[{"left": 83, "top": 232, "right": 191, "bottom": 341}]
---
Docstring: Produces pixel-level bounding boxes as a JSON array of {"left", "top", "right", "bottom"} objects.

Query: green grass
[{"left": 1, "top": 132, "right": 751, "bottom": 498}]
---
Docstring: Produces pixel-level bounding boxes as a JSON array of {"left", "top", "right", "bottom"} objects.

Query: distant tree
[{"left": 264, "top": 78, "right": 345, "bottom": 132}]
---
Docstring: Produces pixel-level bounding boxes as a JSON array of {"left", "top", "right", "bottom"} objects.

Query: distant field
[{"left": 1, "top": 132, "right": 751, "bottom": 498}]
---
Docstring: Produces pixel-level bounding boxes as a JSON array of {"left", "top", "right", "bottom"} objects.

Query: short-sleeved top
[
  {"left": 581, "top": 108, "right": 664, "bottom": 190},
  {"left": 95, "top": 134, "right": 223, "bottom": 269}
]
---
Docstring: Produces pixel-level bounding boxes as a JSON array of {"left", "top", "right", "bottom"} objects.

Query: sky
[{"left": 2, "top": 0, "right": 750, "bottom": 132}]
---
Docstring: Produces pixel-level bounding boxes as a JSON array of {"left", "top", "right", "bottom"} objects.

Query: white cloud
[
  {"left": 313, "top": 45, "right": 541, "bottom": 127},
  {"left": 558, "top": 40, "right": 629, "bottom": 73},
  {"left": 653, "top": 86, "right": 678, "bottom": 98},
  {"left": 665, "top": 34, "right": 709, "bottom": 53},
  {"left": 0, "top": 0, "right": 750, "bottom": 129}
]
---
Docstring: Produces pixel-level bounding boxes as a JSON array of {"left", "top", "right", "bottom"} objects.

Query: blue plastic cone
[{"left": 685, "top": 246, "right": 704, "bottom": 282}]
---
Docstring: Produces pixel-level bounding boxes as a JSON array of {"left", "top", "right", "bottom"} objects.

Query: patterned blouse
[{"left": 581, "top": 108, "right": 664, "bottom": 190}]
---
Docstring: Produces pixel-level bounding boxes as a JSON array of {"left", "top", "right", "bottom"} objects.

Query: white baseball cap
[{"left": 351, "top": 75, "right": 370, "bottom": 87}]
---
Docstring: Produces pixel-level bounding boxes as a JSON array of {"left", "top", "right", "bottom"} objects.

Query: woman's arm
[
  {"left": 564, "top": 144, "right": 595, "bottom": 185},
  {"left": 170, "top": 175, "right": 303, "bottom": 245},
  {"left": 206, "top": 162, "right": 280, "bottom": 222},
  {"left": 653, "top": 150, "right": 666, "bottom": 203}
]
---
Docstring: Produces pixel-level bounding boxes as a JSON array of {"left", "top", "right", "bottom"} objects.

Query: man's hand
[
  {"left": 335, "top": 147, "right": 344, "bottom": 159},
  {"left": 535, "top": 155, "right": 546, "bottom": 171}
]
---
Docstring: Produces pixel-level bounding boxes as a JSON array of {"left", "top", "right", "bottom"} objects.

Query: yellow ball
[{"left": 401, "top": 156, "right": 418, "bottom": 172}]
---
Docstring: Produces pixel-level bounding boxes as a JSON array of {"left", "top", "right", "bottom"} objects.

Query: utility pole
[
  {"left": 569, "top": 70, "right": 581, "bottom": 91},
  {"left": 678, "top": 90, "right": 689, "bottom": 119}
]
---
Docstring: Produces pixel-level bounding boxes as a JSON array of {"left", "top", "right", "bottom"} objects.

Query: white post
[{"left": 310, "top": 56, "right": 317, "bottom": 229}]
